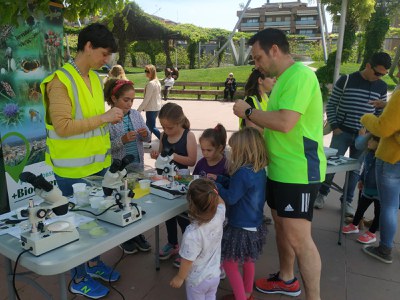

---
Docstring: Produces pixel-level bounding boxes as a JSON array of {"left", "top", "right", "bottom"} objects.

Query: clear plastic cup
[
  {"left": 138, "top": 179, "right": 151, "bottom": 192},
  {"left": 126, "top": 173, "right": 139, "bottom": 190}
]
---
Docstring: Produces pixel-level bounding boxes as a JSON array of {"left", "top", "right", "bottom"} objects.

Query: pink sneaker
[
  {"left": 357, "top": 231, "right": 376, "bottom": 244},
  {"left": 342, "top": 223, "right": 359, "bottom": 234}
]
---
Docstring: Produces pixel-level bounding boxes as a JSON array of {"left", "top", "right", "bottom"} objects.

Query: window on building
[
  {"left": 276, "top": 17, "right": 281, "bottom": 22},
  {"left": 266, "top": 17, "right": 272, "bottom": 22},
  {"left": 246, "top": 18, "right": 259, "bottom": 23}
]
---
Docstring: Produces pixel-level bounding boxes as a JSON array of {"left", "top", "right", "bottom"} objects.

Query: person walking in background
[
  {"left": 239, "top": 68, "right": 275, "bottom": 131},
  {"left": 103, "top": 64, "right": 127, "bottom": 83},
  {"left": 224, "top": 72, "right": 237, "bottom": 101},
  {"left": 104, "top": 78, "right": 152, "bottom": 255},
  {"left": 150, "top": 102, "right": 197, "bottom": 267},
  {"left": 138, "top": 64, "right": 162, "bottom": 144},
  {"left": 214, "top": 127, "right": 268, "bottom": 300},
  {"left": 342, "top": 134, "right": 380, "bottom": 244},
  {"left": 40, "top": 23, "right": 122, "bottom": 299},
  {"left": 170, "top": 178, "right": 225, "bottom": 300},
  {"left": 314, "top": 52, "right": 392, "bottom": 216},
  {"left": 233, "top": 28, "right": 326, "bottom": 299},
  {"left": 361, "top": 60, "right": 400, "bottom": 264},
  {"left": 163, "top": 72, "right": 175, "bottom": 100}
]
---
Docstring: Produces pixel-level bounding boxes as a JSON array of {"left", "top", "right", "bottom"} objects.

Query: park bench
[{"left": 135, "top": 81, "right": 245, "bottom": 100}]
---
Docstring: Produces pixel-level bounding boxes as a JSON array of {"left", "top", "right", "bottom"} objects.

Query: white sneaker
[
  {"left": 314, "top": 194, "right": 326, "bottom": 209},
  {"left": 345, "top": 202, "right": 355, "bottom": 217},
  {"left": 143, "top": 142, "right": 152, "bottom": 149}
]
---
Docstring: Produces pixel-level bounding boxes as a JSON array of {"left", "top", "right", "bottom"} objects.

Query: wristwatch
[{"left": 245, "top": 107, "right": 253, "bottom": 120}]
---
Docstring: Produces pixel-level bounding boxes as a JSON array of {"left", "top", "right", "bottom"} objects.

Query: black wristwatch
[{"left": 245, "top": 107, "right": 253, "bottom": 120}]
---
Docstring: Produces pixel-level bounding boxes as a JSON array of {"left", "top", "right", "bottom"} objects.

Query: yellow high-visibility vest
[
  {"left": 239, "top": 93, "right": 269, "bottom": 129},
  {"left": 40, "top": 63, "right": 111, "bottom": 178}
]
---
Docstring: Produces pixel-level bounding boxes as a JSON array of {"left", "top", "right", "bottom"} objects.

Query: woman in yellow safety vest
[
  {"left": 239, "top": 68, "right": 276, "bottom": 131},
  {"left": 40, "top": 23, "right": 123, "bottom": 299}
]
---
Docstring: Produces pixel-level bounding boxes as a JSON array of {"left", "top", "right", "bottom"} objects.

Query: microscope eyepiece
[{"left": 20, "top": 172, "right": 53, "bottom": 192}]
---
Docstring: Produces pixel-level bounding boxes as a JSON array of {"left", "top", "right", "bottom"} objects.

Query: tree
[
  {"left": 359, "top": 0, "right": 400, "bottom": 70},
  {"left": 316, "top": 0, "right": 375, "bottom": 100},
  {"left": 1, "top": 0, "right": 127, "bottom": 26}
]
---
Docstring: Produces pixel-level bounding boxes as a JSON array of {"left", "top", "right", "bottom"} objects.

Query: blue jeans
[
  {"left": 320, "top": 131, "right": 363, "bottom": 203},
  {"left": 376, "top": 159, "right": 400, "bottom": 249},
  {"left": 55, "top": 169, "right": 107, "bottom": 279},
  {"left": 146, "top": 111, "right": 160, "bottom": 140}
]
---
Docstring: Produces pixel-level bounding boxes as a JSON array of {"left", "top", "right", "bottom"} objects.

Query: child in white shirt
[
  {"left": 170, "top": 178, "right": 225, "bottom": 300},
  {"left": 163, "top": 72, "right": 175, "bottom": 100}
]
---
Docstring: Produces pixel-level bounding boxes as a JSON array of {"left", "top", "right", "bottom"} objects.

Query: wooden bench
[{"left": 135, "top": 81, "right": 245, "bottom": 100}]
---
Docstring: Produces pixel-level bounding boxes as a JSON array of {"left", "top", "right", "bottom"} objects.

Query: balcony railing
[
  {"left": 241, "top": 22, "right": 260, "bottom": 27},
  {"left": 295, "top": 20, "right": 317, "bottom": 25},
  {"left": 264, "top": 21, "right": 291, "bottom": 26}
]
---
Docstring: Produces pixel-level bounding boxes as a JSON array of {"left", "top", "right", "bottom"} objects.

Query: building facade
[{"left": 237, "top": 0, "right": 321, "bottom": 37}]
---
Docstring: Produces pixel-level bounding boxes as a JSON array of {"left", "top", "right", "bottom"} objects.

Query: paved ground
[{"left": 1, "top": 99, "right": 399, "bottom": 300}]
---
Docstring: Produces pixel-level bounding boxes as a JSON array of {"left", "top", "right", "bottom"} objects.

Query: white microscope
[
  {"left": 150, "top": 148, "right": 188, "bottom": 199},
  {"left": 98, "top": 155, "right": 142, "bottom": 227},
  {"left": 19, "top": 172, "right": 79, "bottom": 256}
]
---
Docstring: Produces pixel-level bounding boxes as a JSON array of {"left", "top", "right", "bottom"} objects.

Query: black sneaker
[
  {"left": 119, "top": 239, "right": 139, "bottom": 254},
  {"left": 363, "top": 245, "right": 393, "bottom": 264},
  {"left": 133, "top": 234, "right": 151, "bottom": 252}
]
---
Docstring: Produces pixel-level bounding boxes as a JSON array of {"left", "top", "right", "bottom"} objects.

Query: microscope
[
  {"left": 19, "top": 172, "right": 79, "bottom": 256},
  {"left": 150, "top": 148, "right": 188, "bottom": 199},
  {"left": 98, "top": 155, "right": 142, "bottom": 227}
]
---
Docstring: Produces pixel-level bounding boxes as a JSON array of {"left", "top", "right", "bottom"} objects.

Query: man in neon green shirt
[{"left": 234, "top": 28, "right": 326, "bottom": 300}]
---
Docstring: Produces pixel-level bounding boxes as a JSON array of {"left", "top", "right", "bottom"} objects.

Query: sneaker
[
  {"left": 86, "top": 261, "right": 121, "bottom": 282},
  {"left": 143, "top": 142, "right": 152, "bottom": 149},
  {"left": 133, "top": 234, "right": 152, "bottom": 252},
  {"left": 70, "top": 276, "right": 109, "bottom": 299},
  {"left": 159, "top": 243, "right": 179, "bottom": 260},
  {"left": 255, "top": 272, "right": 301, "bottom": 297},
  {"left": 342, "top": 223, "right": 359, "bottom": 234},
  {"left": 173, "top": 256, "right": 181, "bottom": 268},
  {"left": 345, "top": 202, "right": 355, "bottom": 217},
  {"left": 119, "top": 239, "right": 139, "bottom": 254},
  {"left": 314, "top": 193, "right": 326, "bottom": 209},
  {"left": 357, "top": 231, "right": 376, "bottom": 244},
  {"left": 363, "top": 245, "right": 392, "bottom": 264},
  {"left": 220, "top": 266, "right": 226, "bottom": 280}
]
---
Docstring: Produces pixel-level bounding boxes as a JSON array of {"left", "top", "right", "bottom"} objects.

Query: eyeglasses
[
  {"left": 372, "top": 67, "right": 386, "bottom": 77},
  {"left": 144, "top": 69, "right": 150, "bottom": 73}
]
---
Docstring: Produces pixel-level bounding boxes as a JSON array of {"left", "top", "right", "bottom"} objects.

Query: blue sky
[{"left": 131, "top": 0, "right": 332, "bottom": 31}]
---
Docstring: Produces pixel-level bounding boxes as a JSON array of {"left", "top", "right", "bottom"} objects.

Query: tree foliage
[
  {"left": 360, "top": 5, "right": 390, "bottom": 70},
  {"left": 1, "top": 0, "right": 127, "bottom": 26},
  {"left": 316, "top": 0, "right": 376, "bottom": 101}
]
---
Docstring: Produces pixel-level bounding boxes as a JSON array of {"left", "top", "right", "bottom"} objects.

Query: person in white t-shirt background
[{"left": 163, "top": 72, "right": 175, "bottom": 100}]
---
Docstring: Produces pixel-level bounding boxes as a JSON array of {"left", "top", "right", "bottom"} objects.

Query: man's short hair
[
  {"left": 77, "top": 23, "right": 118, "bottom": 53},
  {"left": 248, "top": 28, "right": 290, "bottom": 55},
  {"left": 370, "top": 52, "right": 392, "bottom": 69}
]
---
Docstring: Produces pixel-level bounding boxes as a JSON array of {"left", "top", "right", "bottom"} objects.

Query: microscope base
[
  {"left": 20, "top": 227, "right": 79, "bottom": 256},
  {"left": 150, "top": 183, "right": 187, "bottom": 200},
  {"left": 97, "top": 206, "right": 142, "bottom": 227}
]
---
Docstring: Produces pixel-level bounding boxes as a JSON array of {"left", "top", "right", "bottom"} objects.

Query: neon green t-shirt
[{"left": 264, "top": 62, "right": 327, "bottom": 184}]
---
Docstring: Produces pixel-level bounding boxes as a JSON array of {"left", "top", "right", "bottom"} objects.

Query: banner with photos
[{"left": 0, "top": 3, "right": 63, "bottom": 210}]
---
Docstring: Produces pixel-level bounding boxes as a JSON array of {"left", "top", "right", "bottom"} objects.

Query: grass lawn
[
  {"left": 123, "top": 62, "right": 396, "bottom": 99},
  {"left": 125, "top": 65, "right": 254, "bottom": 88}
]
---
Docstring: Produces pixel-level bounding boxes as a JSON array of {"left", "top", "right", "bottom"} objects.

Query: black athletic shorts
[{"left": 266, "top": 178, "right": 320, "bottom": 221}]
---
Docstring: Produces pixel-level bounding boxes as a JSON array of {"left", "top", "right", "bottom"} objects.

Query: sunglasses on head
[
  {"left": 144, "top": 69, "right": 150, "bottom": 73},
  {"left": 372, "top": 67, "right": 386, "bottom": 77}
]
